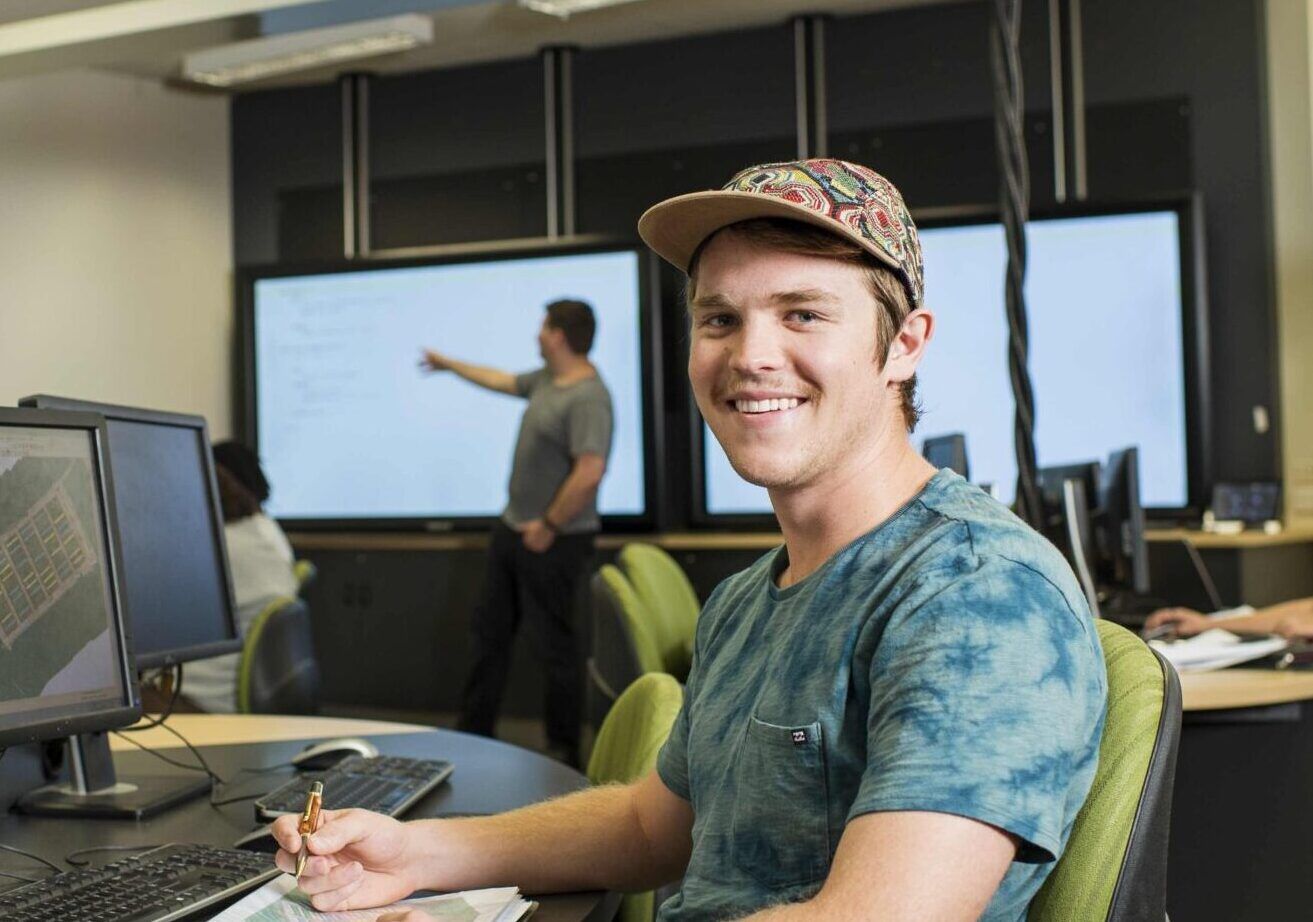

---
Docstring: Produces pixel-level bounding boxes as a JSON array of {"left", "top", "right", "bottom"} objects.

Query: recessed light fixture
[
  {"left": 181, "top": 13, "right": 433, "bottom": 88},
  {"left": 516, "top": 0, "right": 647, "bottom": 20}
]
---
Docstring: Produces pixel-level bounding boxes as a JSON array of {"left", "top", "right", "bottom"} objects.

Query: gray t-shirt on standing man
[{"left": 502, "top": 368, "right": 614, "bottom": 534}]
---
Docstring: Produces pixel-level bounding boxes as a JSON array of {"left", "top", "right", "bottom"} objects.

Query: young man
[
  {"left": 280, "top": 160, "right": 1106, "bottom": 921},
  {"left": 421, "top": 299, "right": 613, "bottom": 767}
]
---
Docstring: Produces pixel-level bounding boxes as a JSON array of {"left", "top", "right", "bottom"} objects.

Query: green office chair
[
  {"left": 1028, "top": 620, "right": 1182, "bottom": 922},
  {"left": 236, "top": 596, "right": 321, "bottom": 715},
  {"left": 293, "top": 559, "right": 318, "bottom": 594},
  {"left": 617, "top": 544, "right": 700, "bottom": 680},
  {"left": 587, "top": 566, "right": 665, "bottom": 730},
  {"left": 587, "top": 672, "right": 685, "bottom": 922}
]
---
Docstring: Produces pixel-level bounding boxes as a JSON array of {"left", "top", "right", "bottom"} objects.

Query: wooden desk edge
[
  {"left": 109, "top": 714, "right": 432, "bottom": 752},
  {"left": 1179, "top": 669, "right": 1313, "bottom": 711}
]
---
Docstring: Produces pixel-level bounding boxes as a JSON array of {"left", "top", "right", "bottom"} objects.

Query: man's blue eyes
[{"left": 701, "top": 311, "right": 819, "bottom": 328}]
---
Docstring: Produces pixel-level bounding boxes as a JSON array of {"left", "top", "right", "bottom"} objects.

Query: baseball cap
[{"left": 637, "top": 158, "right": 924, "bottom": 306}]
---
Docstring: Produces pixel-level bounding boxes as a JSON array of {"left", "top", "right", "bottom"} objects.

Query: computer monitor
[
  {"left": 1098, "top": 447, "right": 1150, "bottom": 598},
  {"left": 0, "top": 407, "right": 138, "bottom": 749},
  {"left": 1038, "top": 448, "right": 1150, "bottom": 618},
  {"left": 0, "top": 408, "right": 208, "bottom": 818},
  {"left": 19, "top": 396, "right": 240, "bottom": 669},
  {"left": 922, "top": 433, "right": 970, "bottom": 479}
]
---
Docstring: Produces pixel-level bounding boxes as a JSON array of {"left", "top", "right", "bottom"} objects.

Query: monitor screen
[
  {"left": 248, "top": 246, "right": 650, "bottom": 524},
  {"left": 0, "top": 411, "right": 136, "bottom": 746},
  {"left": 19, "top": 399, "right": 240, "bottom": 670},
  {"left": 700, "top": 206, "right": 1195, "bottom": 518}
]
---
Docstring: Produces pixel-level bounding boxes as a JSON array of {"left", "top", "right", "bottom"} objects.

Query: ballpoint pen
[{"left": 295, "top": 781, "right": 324, "bottom": 880}]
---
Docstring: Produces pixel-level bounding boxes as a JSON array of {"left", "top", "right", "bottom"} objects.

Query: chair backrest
[
  {"left": 293, "top": 559, "right": 318, "bottom": 593},
  {"left": 587, "top": 672, "right": 685, "bottom": 922},
  {"left": 587, "top": 566, "right": 665, "bottom": 729},
  {"left": 618, "top": 543, "right": 700, "bottom": 679},
  {"left": 1029, "top": 619, "right": 1182, "bottom": 922},
  {"left": 237, "top": 596, "right": 321, "bottom": 715}
]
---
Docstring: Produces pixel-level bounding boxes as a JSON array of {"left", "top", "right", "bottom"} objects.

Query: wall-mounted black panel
[
  {"left": 368, "top": 58, "right": 547, "bottom": 248},
  {"left": 232, "top": 83, "right": 343, "bottom": 266}
]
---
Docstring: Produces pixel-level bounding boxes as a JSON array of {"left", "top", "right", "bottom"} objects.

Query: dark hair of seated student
[
  {"left": 215, "top": 463, "right": 261, "bottom": 523},
  {"left": 212, "top": 440, "right": 271, "bottom": 505}
]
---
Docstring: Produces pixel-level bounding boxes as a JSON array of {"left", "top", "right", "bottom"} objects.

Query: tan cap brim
[{"left": 637, "top": 188, "right": 905, "bottom": 279}]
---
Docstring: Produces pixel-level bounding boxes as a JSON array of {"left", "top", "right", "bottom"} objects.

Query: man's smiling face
[{"left": 688, "top": 230, "right": 903, "bottom": 494}]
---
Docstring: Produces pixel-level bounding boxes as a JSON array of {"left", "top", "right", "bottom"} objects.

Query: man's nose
[{"left": 728, "top": 316, "right": 784, "bottom": 376}]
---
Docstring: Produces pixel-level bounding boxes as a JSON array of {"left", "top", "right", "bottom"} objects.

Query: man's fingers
[
  {"left": 271, "top": 815, "right": 303, "bottom": 852},
  {"left": 308, "top": 809, "right": 375, "bottom": 855},
  {"left": 309, "top": 873, "right": 365, "bottom": 912},
  {"left": 299, "top": 860, "right": 362, "bottom": 897}
]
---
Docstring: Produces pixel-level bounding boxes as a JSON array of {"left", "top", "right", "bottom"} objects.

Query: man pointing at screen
[{"left": 420, "top": 298, "right": 613, "bottom": 767}]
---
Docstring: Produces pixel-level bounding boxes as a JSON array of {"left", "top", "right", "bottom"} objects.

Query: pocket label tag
[{"left": 791, "top": 728, "right": 810, "bottom": 745}]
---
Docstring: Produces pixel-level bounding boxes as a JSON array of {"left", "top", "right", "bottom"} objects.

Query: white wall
[
  {"left": 0, "top": 70, "right": 233, "bottom": 437},
  {"left": 1266, "top": 0, "right": 1313, "bottom": 527}
]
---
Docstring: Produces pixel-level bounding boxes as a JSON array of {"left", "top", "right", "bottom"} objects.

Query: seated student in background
[
  {"left": 185, "top": 441, "right": 297, "bottom": 713},
  {"left": 272, "top": 159, "right": 1106, "bottom": 921},
  {"left": 1145, "top": 596, "right": 1313, "bottom": 639}
]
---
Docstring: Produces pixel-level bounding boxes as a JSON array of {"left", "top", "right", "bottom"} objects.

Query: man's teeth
[{"left": 734, "top": 397, "right": 801, "bottom": 414}]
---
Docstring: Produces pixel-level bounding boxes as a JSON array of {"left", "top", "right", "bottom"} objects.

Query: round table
[{"left": 2, "top": 714, "right": 619, "bottom": 922}]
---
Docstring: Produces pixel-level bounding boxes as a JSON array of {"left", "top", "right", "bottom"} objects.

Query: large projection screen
[
  {"left": 248, "top": 246, "right": 649, "bottom": 525},
  {"left": 702, "top": 207, "right": 1198, "bottom": 517}
]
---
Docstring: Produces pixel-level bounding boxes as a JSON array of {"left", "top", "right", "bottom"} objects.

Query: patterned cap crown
[{"left": 721, "top": 159, "right": 924, "bottom": 305}]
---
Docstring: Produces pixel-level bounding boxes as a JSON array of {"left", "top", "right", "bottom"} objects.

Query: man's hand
[
  {"left": 1274, "top": 611, "right": 1313, "bottom": 639},
  {"left": 419, "top": 349, "right": 452, "bottom": 372},
  {"left": 272, "top": 808, "right": 421, "bottom": 912},
  {"left": 1143, "top": 607, "right": 1210, "bottom": 637},
  {"left": 518, "top": 518, "right": 556, "bottom": 553}
]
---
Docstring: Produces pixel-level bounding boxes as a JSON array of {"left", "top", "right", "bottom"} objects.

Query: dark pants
[{"left": 458, "top": 521, "right": 594, "bottom": 756}]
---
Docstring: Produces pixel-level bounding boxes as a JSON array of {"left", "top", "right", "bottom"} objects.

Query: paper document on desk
[
  {"left": 1150, "top": 628, "right": 1287, "bottom": 672},
  {"left": 209, "top": 875, "right": 535, "bottom": 922}
]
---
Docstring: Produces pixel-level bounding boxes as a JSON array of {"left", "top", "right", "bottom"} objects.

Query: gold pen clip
[{"left": 294, "top": 781, "right": 324, "bottom": 880}]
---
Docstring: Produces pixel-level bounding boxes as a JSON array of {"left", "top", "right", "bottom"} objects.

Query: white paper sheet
[
  {"left": 1150, "top": 628, "right": 1288, "bottom": 672},
  {"left": 209, "top": 875, "right": 533, "bottom": 922}
]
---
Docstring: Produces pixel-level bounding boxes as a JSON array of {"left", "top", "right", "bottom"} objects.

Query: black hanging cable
[
  {"left": 121, "top": 664, "right": 183, "bottom": 732},
  {"left": 991, "top": 0, "right": 1043, "bottom": 528},
  {"left": 0, "top": 844, "right": 63, "bottom": 876}
]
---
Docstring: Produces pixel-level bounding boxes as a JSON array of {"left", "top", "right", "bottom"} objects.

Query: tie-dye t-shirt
[{"left": 655, "top": 470, "right": 1106, "bottom": 921}]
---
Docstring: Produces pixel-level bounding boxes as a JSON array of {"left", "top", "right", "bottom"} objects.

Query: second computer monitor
[
  {"left": 20, "top": 396, "right": 240, "bottom": 669},
  {"left": 922, "top": 433, "right": 970, "bottom": 480}
]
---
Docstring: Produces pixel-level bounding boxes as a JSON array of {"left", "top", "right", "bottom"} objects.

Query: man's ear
[{"left": 883, "top": 308, "right": 934, "bottom": 382}]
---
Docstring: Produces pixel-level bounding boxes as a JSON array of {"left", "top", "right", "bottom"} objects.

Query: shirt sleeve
[
  {"left": 514, "top": 368, "right": 546, "bottom": 398},
  {"left": 848, "top": 555, "right": 1107, "bottom": 863},
  {"left": 566, "top": 388, "right": 613, "bottom": 459},
  {"left": 656, "top": 582, "right": 721, "bottom": 802}
]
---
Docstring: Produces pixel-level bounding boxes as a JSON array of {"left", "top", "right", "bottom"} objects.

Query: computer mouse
[
  {"left": 233, "top": 824, "right": 278, "bottom": 853},
  {"left": 291, "top": 737, "right": 380, "bottom": 771}
]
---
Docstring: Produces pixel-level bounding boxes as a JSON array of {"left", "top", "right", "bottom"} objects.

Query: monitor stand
[{"left": 15, "top": 729, "right": 210, "bottom": 820}]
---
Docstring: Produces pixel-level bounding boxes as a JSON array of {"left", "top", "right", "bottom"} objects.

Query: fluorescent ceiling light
[
  {"left": 517, "top": 0, "right": 647, "bottom": 19},
  {"left": 181, "top": 13, "right": 433, "bottom": 87}
]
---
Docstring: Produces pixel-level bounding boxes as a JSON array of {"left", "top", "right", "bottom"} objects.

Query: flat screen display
[
  {"left": 702, "top": 209, "right": 1191, "bottom": 516},
  {"left": 251, "top": 248, "right": 648, "bottom": 522},
  {"left": 0, "top": 422, "right": 131, "bottom": 739}
]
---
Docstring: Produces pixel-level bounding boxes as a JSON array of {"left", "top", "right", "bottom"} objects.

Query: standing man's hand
[
  {"left": 419, "top": 349, "right": 452, "bottom": 372},
  {"left": 518, "top": 518, "right": 557, "bottom": 553}
]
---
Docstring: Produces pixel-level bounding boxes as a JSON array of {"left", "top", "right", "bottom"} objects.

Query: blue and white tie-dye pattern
[{"left": 655, "top": 470, "right": 1107, "bottom": 921}]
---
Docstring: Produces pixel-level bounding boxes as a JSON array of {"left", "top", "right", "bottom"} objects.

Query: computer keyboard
[
  {"left": 254, "top": 754, "right": 454, "bottom": 821},
  {"left": 0, "top": 843, "right": 277, "bottom": 922}
]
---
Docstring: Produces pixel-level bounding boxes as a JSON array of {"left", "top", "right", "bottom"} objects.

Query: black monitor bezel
[
  {"left": 689, "top": 193, "right": 1210, "bottom": 529},
  {"left": 238, "top": 237, "right": 663, "bottom": 532},
  {"left": 18, "top": 396, "right": 243, "bottom": 669},
  {"left": 0, "top": 407, "right": 140, "bottom": 747}
]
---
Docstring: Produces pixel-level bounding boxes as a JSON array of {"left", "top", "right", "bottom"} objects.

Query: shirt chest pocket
[{"left": 728, "top": 716, "right": 831, "bottom": 890}]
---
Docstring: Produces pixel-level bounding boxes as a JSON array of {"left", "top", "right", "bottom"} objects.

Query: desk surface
[
  {"left": 1178, "top": 668, "right": 1313, "bottom": 710},
  {"left": 109, "top": 713, "right": 428, "bottom": 752},
  {"left": 3, "top": 717, "right": 618, "bottom": 922}
]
